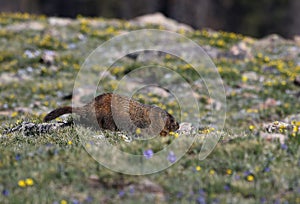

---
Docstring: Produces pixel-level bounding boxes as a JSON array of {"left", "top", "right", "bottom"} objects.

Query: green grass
[{"left": 0, "top": 13, "right": 300, "bottom": 203}]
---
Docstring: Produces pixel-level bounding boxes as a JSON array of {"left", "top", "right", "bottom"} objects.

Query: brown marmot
[{"left": 44, "top": 93, "right": 179, "bottom": 136}]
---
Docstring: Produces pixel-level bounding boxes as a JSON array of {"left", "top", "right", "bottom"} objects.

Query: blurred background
[{"left": 1, "top": 0, "right": 300, "bottom": 38}]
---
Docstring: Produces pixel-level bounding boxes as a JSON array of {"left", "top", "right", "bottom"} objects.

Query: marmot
[{"left": 44, "top": 93, "right": 179, "bottom": 136}]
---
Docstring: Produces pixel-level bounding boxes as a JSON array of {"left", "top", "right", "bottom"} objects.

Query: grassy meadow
[{"left": 0, "top": 13, "right": 300, "bottom": 203}]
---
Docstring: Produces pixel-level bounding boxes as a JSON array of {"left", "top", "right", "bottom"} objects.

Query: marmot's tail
[{"left": 44, "top": 106, "right": 73, "bottom": 122}]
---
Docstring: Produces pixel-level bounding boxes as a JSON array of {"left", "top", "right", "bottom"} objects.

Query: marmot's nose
[{"left": 173, "top": 122, "right": 180, "bottom": 130}]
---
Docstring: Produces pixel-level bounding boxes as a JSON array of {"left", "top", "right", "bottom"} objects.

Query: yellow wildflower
[
  {"left": 25, "top": 178, "right": 34, "bottom": 186},
  {"left": 216, "top": 39, "right": 225, "bottom": 47},
  {"left": 61, "top": 200, "right": 67, "bottom": 204},
  {"left": 85, "top": 143, "right": 91, "bottom": 149},
  {"left": 11, "top": 111, "right": 18, "bottom": 117},
  {"left": 209, "top": 169, "right": 215, "bottom": 175},
  {"left": 264, "top": 56, "right": 270, "bottom": 62},
  {"left": 249, "top": 125, "right": 255, "bottom": 131},
  {"left": 18, "top": 180, "right": 26, "bottom": 187},
  {"left": 257, "top": 53, "right": 263, "bottom": 58},
  {"left": 226, "top": 169, "right": 232, "bottom": 175},
  {"left": 165, "top": 54, "right": 172, "bottom": 60},
  {"left": 136, "top": 128, "right": 141, "bottom": 135},
  {"left": 196, "top": 166, "right": 201, "bottom": 171},
  {"left": 173, "top": 132, "right": 179, "bottom": 138},
  {"left": 105, "top": 26, "right": 115, "bottom": 34},
  {"left": 247, "top": 175, "right": 254, "bottom": 182},
  {"left": 293, "top": 126, "right": 298, "bottom": 133},
  {"left": 242, "top": 75, "right": 248, "bottom": 82},
  {"left": 292, "top": 121, "right": 300, "bottom": 126}
]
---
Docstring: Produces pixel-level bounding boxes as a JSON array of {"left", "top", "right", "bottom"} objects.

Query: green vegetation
[{"left": 0, "top": 13, "right": 299, "bottom": 203}]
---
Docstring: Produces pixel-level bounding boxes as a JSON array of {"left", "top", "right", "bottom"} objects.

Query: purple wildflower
[
  {"left": 167, "top": 151, "right": 176, "bottom": 163},
  {"left": 15, "top": 154, "right": 21, "bottom": 161},
  {"left": 212, "top": 198, "right": 220, "bottom": 204},
  {"left": 2, "top": 189, "right": 9, "bottom": 196},
  {"left": 244, "top": 170, "right": 251, "bottom": 176},
  {"left": 118, "top": 190, "right": 125, "bottom": 197},
  {"left": 143, "top": 149, "right": 153, "bottom": 159},
  {"left": 196, "top": 196, "right": 206, "bottom": 204},
  {"left": 176, "top": 191, "right": 183, "bottom": 198},
  {"left": 260, "top": 197, "right": 267, "bottom": 203},
  {"left": 71, "top": 199, "right": 80, "bottom": 204},
  {"left": 274, "top": 199, "right": 280, "bottom": 204},
  {"left": 198, "top": 189, "right": 205, "bottom": 196},
  {"left": 85, "top": 196, "right": 93, "bottom": 203},
  {"left": 129, "top": 186, "right": 135, "bottom": 195},
  {"left": 281, "top": 144, "right": 288, "bottom": 150},
  {"left": 224, "top": 184, "right": 230, "bottom": 191},
  {"left": 263, "top": 167, "right": 271, "bottom": 172}
]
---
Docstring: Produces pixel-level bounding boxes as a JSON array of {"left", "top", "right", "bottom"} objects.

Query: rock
[
  {"left": 49, "top": 65, "right": 59, "bottom": 72},
  {"left": 252, "top": 34, "right": 300, "bottom": 60},
  {"left": 225, "top": 41, "right": 253, "bottom": 60},
  {"left": 136, "top": 51, "right": 163, "bottom": 62},
  {"left": 87, "top": 174, "right": 102, "bottom": 188},
  {"left": 202, "top": 45, "right": 220, "bottom": 59},
  {"left": 284, "top": 114, "right": 300, "bottom": 123},
  {"left": 149, "top": 87, "right": 171, "bottom": 98},
  {"left": 137, "top": 179, "right": 164, "bottom": 193},
  {"left": 6, "top": 21, "right": 45, "bottom": 31},
  {"left": 252, "top": 98, "right": 280, "bottom": 110},
  {"left": 88, "top": 174, "right": 99, "bottom": 181},
  {"left": 0, "top": 72, "right": 31, "bottom": 84},
  {"left": 131, "top": 13, "right": 193, "bottom": 32},
  {"left": 3, "top": 121, "right": 72, "bottom": 136},
  {"left": 260, "top": 132, "right": 286, "bottom": 144},
  {"left": 294, "top": 35, "right": 300, "bottom": 46},
  {"left": 263, "top": 121, "right": 293, "bottom": 133},
  {"left": 48, "top": 17, "right": 73, "bottom": 26},
  {"left": 242, "top": 72, "right": 258, "bottom": 81},
  {"left": 255, "top": 34, "right": 287, "bottom": 46},
  {"left": 178, "top": 122, "right": 198, "bottom": 134},
  {"left": 40, "top": 50, "right": 56, "bottom": 65},
  {"left": 24, "top": 50, "right": 41, "bottom": 59},
  {"left": 263, "top": 65, "right": 280, "bottom": 74},
  {"left": 0, "top": 111, "right": 12, "bottom": 116},
  {"left": 15, "top": 107, "right": 31, "bottom": 113}
]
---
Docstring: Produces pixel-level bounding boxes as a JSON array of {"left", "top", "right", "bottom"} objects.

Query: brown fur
[{"left": 44, "top": 93, "right": 179, "bottom": 136}]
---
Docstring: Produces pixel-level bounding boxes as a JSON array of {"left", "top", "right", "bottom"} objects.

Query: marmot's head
[
  {"left": 159, "top": 111, "right": 179, "bottom": 136},
  {"left": 133, "top": 106, "right": 179, "bottom": 137}
]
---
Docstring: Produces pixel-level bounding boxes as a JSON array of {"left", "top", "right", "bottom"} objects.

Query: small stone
[
  {"left": 41, "top": 50, "right": 56, "bottom": 65},
  {"left": 132, "top": 13, "right": 193, "bottom": 32},
  {"left": 6, "top": 21, "right": 45, "bottom": 31},
  {"left": 260, "top": 132, "right": 286, "bottom": 144},
  {"left": 137, "top": 179, "right": 164, "bottom": 193},
  {"left": 242, "top": 72, "right": 258, "bottom": 81},
  {"left": 48, "top": 17, "right": 73, "bottom": 26}
]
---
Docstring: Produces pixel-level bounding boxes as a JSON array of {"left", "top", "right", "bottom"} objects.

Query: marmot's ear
[
  {"left": 155, "top": 107, "right": 168, "bottom": 120},
  {"left": 151, "top": 106, "right": 161, "bottom": 114},
  {"left": 149, "top": 107, "right": 165, "bottom": 123}
]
